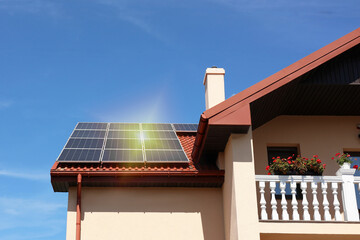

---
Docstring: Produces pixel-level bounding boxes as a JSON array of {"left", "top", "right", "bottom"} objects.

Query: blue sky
[{"left": 0, "top": 0, "right": 359, "bottom": 239}]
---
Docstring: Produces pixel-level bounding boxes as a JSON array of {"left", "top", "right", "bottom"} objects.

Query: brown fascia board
[
  {"left": 192, "top": 27, "right": 360, "bottom": 162},
  {"left": 50, "top": 169, "right": 225, "bottom": 191}
]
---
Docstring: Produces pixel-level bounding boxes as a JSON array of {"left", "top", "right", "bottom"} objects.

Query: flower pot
[{"left": 341, "top": 162, "right": 351, "bottom": 169}]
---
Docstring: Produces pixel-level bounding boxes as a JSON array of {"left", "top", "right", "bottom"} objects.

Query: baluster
[
  {"left": 332, "top": 182, "right": 342, "bottom": 221},
  {"left": 301, "top": 182, "right": 311, "bottom": 220},
  {"left": 311, "top": 182, "right": 321, "bottom": 220},
  {"left": 280, "top": 181, "right": 289, "bottom": 220},
  {"left": 290, "top": 181, "right": 299, "bottom": 220},
  {"left": 259, "top": 181, "right": 268, "bottom": 220},
  {"left": 321, "top": 182, "right": 331, "bottom": 221},
  {"left": 270, "top": 181, "right": 279, "bottom": 220}
]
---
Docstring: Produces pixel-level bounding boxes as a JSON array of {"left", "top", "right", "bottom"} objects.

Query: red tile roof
[{"left": 51, "top": 131, "right": 224, "bottom": 191}]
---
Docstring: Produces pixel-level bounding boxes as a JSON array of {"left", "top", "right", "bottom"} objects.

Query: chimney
[{"left": 203, "top": 67, "right": 225, "bottom": 110}]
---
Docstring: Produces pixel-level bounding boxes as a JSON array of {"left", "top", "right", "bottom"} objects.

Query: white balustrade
[
  {"left": 256, "top": 174, "right": 360, "bottom": 222},
  {"left": 301, "top": 182, "right": 310, "bottom": 221},
  {"left": 290, "top": 182, "right": 299, "bottom": 220}
]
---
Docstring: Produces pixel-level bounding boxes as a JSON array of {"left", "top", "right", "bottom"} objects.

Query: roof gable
[
  {"left": 193, "top": 27, "right": 360, "bottom": 163},
  {"left": 203, "top": 27, "right": 360, "bottom": 123}
]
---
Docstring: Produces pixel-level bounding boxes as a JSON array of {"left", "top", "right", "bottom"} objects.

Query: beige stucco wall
[
  {"left": 221, "top": 117, "right": 360, "bottom": 240},
  {"left": 66, "top": 187, "right": 225, "bottom": 240},
  {"left": 253, "top": 116, "right": 360, "bottom": 175}
]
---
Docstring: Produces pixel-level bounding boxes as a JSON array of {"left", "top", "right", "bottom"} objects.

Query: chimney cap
[{"left": 203, "top": 67, "right": 225, "bottom": 85}]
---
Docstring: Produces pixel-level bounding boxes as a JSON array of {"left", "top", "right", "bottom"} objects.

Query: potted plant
[
  {"left": 266, "top": 155, "right": 325, "bottom": 175},
  {"left": 332, "top": 153, "right": 358, "bottom": 170}
]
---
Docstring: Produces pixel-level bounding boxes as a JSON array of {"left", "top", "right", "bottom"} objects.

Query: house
[{"left": 51, "top": 27, "right": 360, "bottom": 240}]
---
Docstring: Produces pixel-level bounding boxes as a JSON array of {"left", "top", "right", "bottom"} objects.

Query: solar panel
[
  {"left": 144, "top": 139, "right": 182, "bottom": 150},
  {"left": 109, "top": 123, "right": 139, "bottom": 130},
  {"left": 102, "top": 150, "right": 143, "bottom": 162},
  {"left": 65, "top": 139, "right": 104, "bottom": 149},
  {"left": 57, "top": 122, "right": 190, "bottom": 163},
  {"left": 105, "top": 139, "right": 142, "bottom": 149},
  {"left": 71, "top": 130, "right": 106, "bottom": 138},
  {"left": 76, "top": 122, "right": 107, "bottom": 130},
  {"left": 145, "top": 150, "right": 188, "bottom": 162},
  {"left": 142, "top": 123, "right": 173, "bottom": 131},
  {"left": 107, "top": 131, "right": 140, "bottom": 139},
  {"left": 142, "top": 131, "right": 177, "bottom": 139},
  {"left": 172, "top": 123, "right": 198, "bottom": 132},
  {"left": 58, "top": 149, "right": 101, "bottom": 162}
]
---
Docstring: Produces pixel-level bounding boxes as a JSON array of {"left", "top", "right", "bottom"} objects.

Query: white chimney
[{"left": 203, "top": 67, "right": 225, "bottom": 110}]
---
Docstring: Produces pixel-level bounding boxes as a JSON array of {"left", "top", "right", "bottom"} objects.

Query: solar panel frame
[
  {"left": 107, "top": 130, "right": 140, "bottom": 139},
  {"left": 65, "top": 138, "right": 104, "bottom": 149},
  {"left": 142, "top": 130, "right": 177, "bottom": 139},
  {"left": 172, "top": 123, "right": 198, "bottom": 132},
  {"left": 144, "top": 139, "right": 183, "bottom": 150},
  {"left": 58, "top": 149, "right": 102, "bottom": 162},
  {"left": 102, "top": 149, "right": 144, "bottom": 162},
  {"left": 71, "top": 130, "right": 106, "bottom": 138},
  {"left": 145, "top": 150, "right": 189, "bottom": 162},
  {"left": 142, "top": 123, "right": 173, "bottom": 131},
  {"left": 109, "top": 123, "right": 140, "bottom": 130},
  {"left": 76, "top": 122, "right": 108, "bottom": 130},
  {"left": 105, "top": 139, "right": 143, "bottom": 150}
]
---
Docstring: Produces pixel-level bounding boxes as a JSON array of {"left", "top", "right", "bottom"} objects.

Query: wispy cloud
[
  {"left": 0, "top": 100, "right": 13, "bottom": 109},
  {"left": 206, "top": 0, "right": 359, "bottom": 17},
  {"left": 0, "top": 0, "right": 60, "bottom": 16},
  {"left": 0, "top": 197, "right": 65, "bottom": 216},
  {"left": 91, "top": 0, "right": 169, "bottom": 42},
  {"left": 0, "top": 169, "right": 48, "bottom": 181},
  {"left": 0, "top": 196, "right": 66, "bottom": 239}
]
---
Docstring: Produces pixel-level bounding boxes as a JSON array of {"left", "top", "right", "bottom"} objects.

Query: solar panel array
[{"left": 57, "top": 123, "right": 197, "bottom": 163}]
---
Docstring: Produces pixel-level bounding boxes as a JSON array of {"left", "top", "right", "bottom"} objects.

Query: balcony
[{"left": 255, "top": 167, "right": 360, "bottom": 222}]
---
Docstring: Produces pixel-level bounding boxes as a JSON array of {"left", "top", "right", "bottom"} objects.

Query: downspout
[{"left": 76, "top": 174, "right": 82, "bottom": 240}]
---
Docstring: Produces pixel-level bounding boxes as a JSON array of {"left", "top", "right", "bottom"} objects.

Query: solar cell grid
[
  {"left": 102, "top": 149, "right": 143, "bottom": 162},
  {"left": 58, "top": 149, "right": 101, "bottom": 162},
  {"left": 65, "top": 138, "right": 104, "bottom": 149},
  {"left": 58, "top": 122, "right": 192, "bottom": 163},
  {"left": 71, "top": 130, "right": 106, "bottom": 138},
  {"left": 173, "top": 123, "right": 198, "bottom": 131},
  {"left": 145, "top": 150, "right": 188, "bottom": 162},
  {"left": 110, "top": 123, "right": 139, "bottom": 130},
  {"left": 142, "top": 131, "right": 177, "bottom": 139},
  {"left": 76, "top": 122, "right": 107, "bottom": 130},
  {"left": 144, "top": 139, "right": 182, "bottom": 150},
  {"left": 142, "top": 123, "right": 173, "bottom": 131},
  {"left": 107, "top": 131, "right": 140, "bottom": 139},
  {"left": 105, "top": 139, "right": 142, "bottom": 149}
]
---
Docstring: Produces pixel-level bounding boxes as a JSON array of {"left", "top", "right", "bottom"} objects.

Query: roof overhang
[{"left": 192, "top": 27, "right": 360, "bottom": 164}]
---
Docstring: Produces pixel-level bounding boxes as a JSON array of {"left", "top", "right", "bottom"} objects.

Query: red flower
[
  {"left": 335, "top": 153, "right": 340, "bottom": 157},
  {"left": 272, "top": 157, "right": 275, "bottom": 160},
  {"left": 347, "top": 154, "right": 351, "bottom": 157},
  {"left": 323, "top": 164, "right": 326, "bottom": 168},
  {"left": 267, "top": 172, "right": 271, "bottom": 175},
  {"left": 317, "top": 159, "right": 321, "bottom": 163},
  {"left": 273, "top": 160, "right": 276, "bottom": 163},
  {"left": 331, "top": 157, "right": 334, "bottom": 160},
  {"left": 313, "top": 155, "right": 318, "bottom": 158},
  {"left": 353, "top": 165, "right": 358, "bottom": 170},
  {"left": 266, "top": 166, "right": 270, "bottom": 171},
  {"left": 287, "top": 161, "right": 291, "bottom": 164}
]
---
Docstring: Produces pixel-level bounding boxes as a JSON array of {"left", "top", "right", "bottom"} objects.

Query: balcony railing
[{"left": 255, "top": 168, "right": 360, "bottom": 222}]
